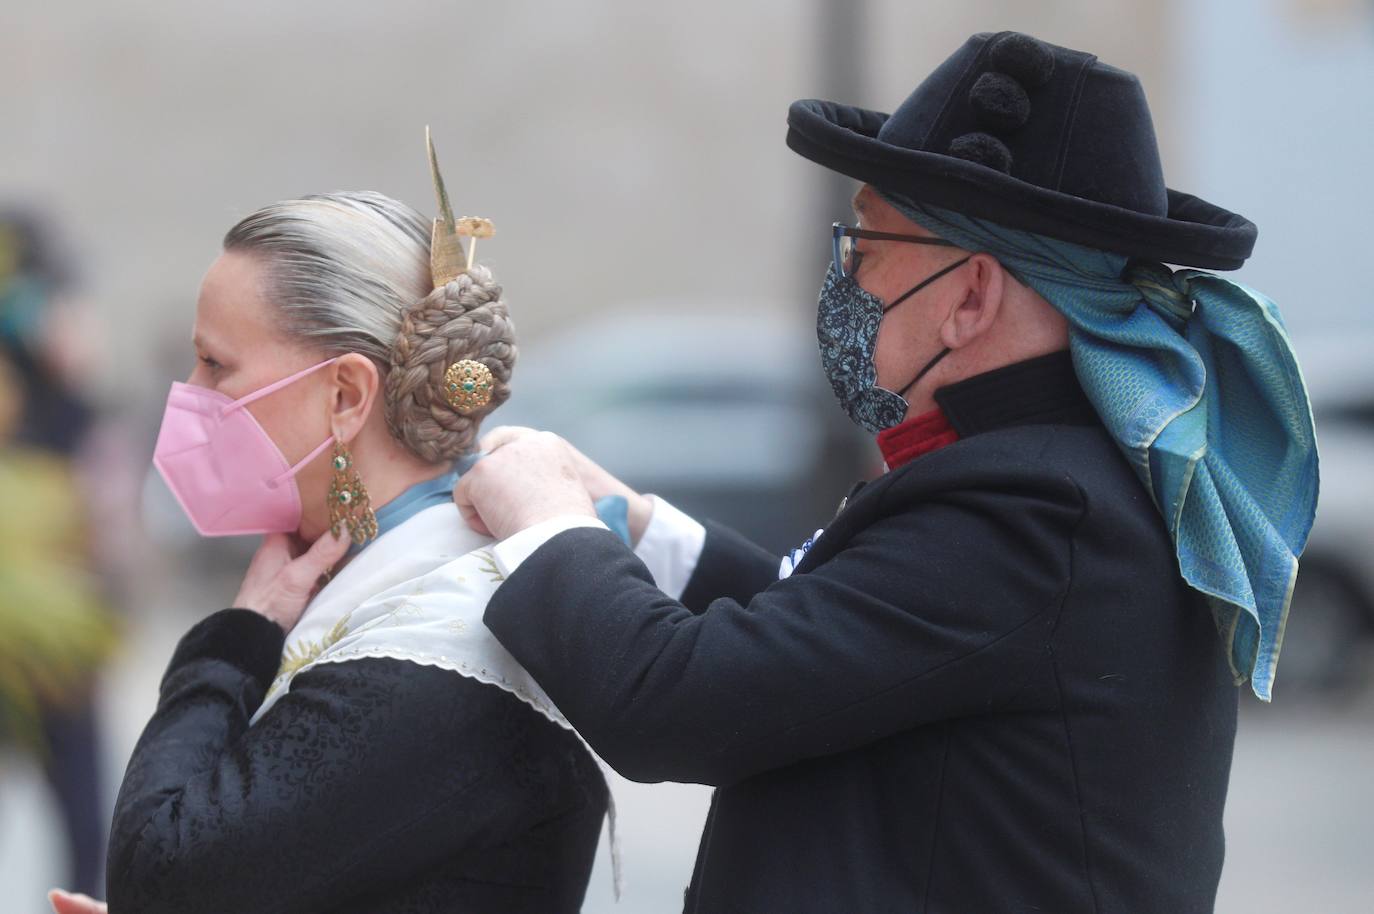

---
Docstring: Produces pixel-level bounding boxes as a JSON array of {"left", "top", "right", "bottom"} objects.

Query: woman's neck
[
  {"left": 313, "top": 438, "right": 456, "bottom": 574},
  {"left": 358, "top": 443, "right": 454, "bottom": 513}
]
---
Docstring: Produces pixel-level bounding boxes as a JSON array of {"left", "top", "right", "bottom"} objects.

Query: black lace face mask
[{"left": 815, "top": 257, "right": 969, "bottom": 434}]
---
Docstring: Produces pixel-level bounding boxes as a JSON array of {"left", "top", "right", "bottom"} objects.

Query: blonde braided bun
[
  {"left": 223, "top": 192, "right": 515, "bottom": 464},
  {"left": 384, "top": 265, "right": 515, "bottom": 462}
]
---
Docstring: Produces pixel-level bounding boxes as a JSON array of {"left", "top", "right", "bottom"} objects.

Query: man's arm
[
  {"left": 484, "top": 475, "right": 1084, "bottom": 787},
  {"left": 496, "top": 494, "right": 780, "bottom": 610},
  {"left": 455, "top": 430, "right": 784, "bottom": 610},
  {"left": 677, "top": 519, "right": 782, "bottom": 613},
  {"left": 630, "top": 495, "right": 708, "bottom": 600}
]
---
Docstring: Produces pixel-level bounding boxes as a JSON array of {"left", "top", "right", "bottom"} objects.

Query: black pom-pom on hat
[
  {"left": 948, "top": 132, "right": 1012, "bottom": 173},
  {"left": 987, "top": 32, "right": 1056, "bottom": 88},
  {"left": 969, "top": 72, "right": 1030, "bottom": 132},
  {"left": 951, "top": 32, "right": 1055, "bottom": 173}
]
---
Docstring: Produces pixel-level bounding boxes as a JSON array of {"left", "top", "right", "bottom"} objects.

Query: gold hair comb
[{"left": 426, "top": 125, "right": 495, "bottom": 288}]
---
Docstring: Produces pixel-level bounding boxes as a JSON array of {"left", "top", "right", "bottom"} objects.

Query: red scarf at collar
[{"left": 876, "top": 408, "right": 960, "bottom": 470}]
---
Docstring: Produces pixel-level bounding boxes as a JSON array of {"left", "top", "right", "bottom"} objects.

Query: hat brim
[{"left": 787, "top": 99, "right": 1256, "bottom": 271}]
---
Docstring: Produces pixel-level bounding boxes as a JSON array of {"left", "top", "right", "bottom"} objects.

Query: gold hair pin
[
  {"left": 426, "top": 126, "right": 495, "bottom": 287},
  {"left": 444, "top": 359, "right": 494, "bottom": 413}
]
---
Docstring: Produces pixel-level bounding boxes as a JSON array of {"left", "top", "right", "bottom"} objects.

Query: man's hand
[
  {"left": 474, "top": 427, "right": 655, "bottom": 543},
  {"left": 453, "top": 430, "right": 599, "bottom": 541}
]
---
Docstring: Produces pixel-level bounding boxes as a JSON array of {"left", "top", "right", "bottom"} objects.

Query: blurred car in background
[
  {"left": 499, "top": 302, "right": 875, "bottom": 555},
  {"left": 1277, "top": 332, "right": 1374, "bottom": 695}
]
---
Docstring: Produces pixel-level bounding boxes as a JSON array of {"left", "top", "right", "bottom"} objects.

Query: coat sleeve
[
  {"left": 677, "top": 520, "right": 784, "bottom": 614},
  {"left": 483, "top": 476, "right": 1085, "bottom": 787},
  {"left": 107, "top": 609, "right": 598, "bottom": 914}
]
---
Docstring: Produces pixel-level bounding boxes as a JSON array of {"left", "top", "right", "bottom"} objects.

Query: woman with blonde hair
[{"left": 51, "top": 150, "right": 611, "bottom": 913}]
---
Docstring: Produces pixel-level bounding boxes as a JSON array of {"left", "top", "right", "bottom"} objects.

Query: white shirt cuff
[
  {"left": 634, "top": 495, "right": 706, "bottom": 600},
  {"left": 491, "top": 515, "right": 608, "bottom": 578}
]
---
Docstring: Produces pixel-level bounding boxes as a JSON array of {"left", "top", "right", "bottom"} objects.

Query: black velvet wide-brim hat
[{"left": 787, "top": 31, "right": 1256, "bottom": 270}]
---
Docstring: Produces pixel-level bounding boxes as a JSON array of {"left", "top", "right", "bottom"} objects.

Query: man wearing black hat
[{"left": 455, "top": 31, "right": 1318, "bottom": 913}]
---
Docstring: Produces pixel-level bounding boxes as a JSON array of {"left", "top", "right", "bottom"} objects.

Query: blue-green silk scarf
[{"left": 881, "top": 193, "right": 1319, "bottom": 700}]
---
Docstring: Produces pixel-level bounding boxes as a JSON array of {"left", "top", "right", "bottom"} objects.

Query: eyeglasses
[{"left": 832, "top": 222, "right": 958, "bottom": 280}]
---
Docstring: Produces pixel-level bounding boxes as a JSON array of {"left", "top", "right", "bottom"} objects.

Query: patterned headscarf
[{"left": 880, "top": 191, "right": 1319, "bottom": 700}]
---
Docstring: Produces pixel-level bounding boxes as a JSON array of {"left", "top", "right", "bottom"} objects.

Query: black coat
[
  {"left": 106, "top": 609, "right": 607, "bottom": 914},
  {"left": 485, "top": 352, "right": 1239, "bottom": 913}
]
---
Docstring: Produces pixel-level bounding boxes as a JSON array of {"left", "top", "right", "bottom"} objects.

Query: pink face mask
[{"left": 153, "top": 358, "right": 339, "bottom": 536}]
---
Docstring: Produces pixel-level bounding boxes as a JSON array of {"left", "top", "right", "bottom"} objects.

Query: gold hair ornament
[
  {"left": 426, "top": 126, "right": 495, "bottom": 287},
  {"left": 444, "top": 359, "right": 494, "bottom": 414}
]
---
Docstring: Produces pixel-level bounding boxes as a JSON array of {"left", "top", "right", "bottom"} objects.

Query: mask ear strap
[
  {"left": 267, "top": 434, "right": 337, "bottom": 489},
  {"left": 222, "top": 357, "right": 341, "bottom": 415},
  {"left": 894, "top": 347, "right": 953, "bottom": 400},
  {"left": 882, "top": 256, "right": 971, "bottom": 313},
  {"left": 879, "top": 254, "right": 974, "bottom": 402}
]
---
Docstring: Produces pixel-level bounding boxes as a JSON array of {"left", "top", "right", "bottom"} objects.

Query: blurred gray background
[{"left": 3, "top": 0, "right": 1373, "bottom": 911}]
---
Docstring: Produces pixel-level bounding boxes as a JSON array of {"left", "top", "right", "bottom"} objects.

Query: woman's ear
[
  {"left": 328, "top": 353, "right": 381, "bottom": 442},
  {"left": 938, "top": 253, "right": 1005, "bottom": 351}
]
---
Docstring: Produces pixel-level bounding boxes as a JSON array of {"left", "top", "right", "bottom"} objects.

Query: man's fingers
[
  {"left": 459, "top": 501, "right": 493, "bottom": 537},
  {"left": 478, "top": 425, "right": 538, "bottom": 453},
  {"left": 48, "top": 889, "right": 108, "bottom": 914},
  {"left": 452, "top": 471, "right": 475, "bottom": 512},
  {"left": 451, "top": 474, "right": 494, "bottom": 536}
]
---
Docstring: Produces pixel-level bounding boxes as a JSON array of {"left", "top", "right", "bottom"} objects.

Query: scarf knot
[{"left": 1125, "top": 259, "right": 1195, "bottom": 329}]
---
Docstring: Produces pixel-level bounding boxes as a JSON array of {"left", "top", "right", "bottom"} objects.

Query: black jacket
[
  {"left": 485, "top": 352, "right": 1238, "bottom": 913},
  {"left": 106, "top": 609, "right": 607, "bottom": 914}
]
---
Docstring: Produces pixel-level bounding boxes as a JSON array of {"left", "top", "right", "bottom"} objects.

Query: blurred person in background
[
  {"left": 0, "top": 210, "right": 119, "bottom": 900},
  {"left": 455, "top": 31, "right": 1319, "bottom": 913},
  {"left": 51, "top": 157, "right": 630, "bottom": 913}
]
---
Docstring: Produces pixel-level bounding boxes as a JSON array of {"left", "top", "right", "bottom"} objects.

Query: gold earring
[{"left": 328, "top": 439, "right": 377, "bottom": 546}]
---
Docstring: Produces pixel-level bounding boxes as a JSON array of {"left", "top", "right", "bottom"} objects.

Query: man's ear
[
  {"left": 328, "top": 353, "right": 381, "bottom": 442},
  {"left": 938, "top": 253, "right": 1005, "bottom": 351}
]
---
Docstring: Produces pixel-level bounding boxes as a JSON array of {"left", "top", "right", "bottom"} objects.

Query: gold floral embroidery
[
  {"left": 475, "top": 550, "right": 505, "bottom": 583},
  {"left": 275, "top": 611, "right": 354, "bottom": 682}
]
